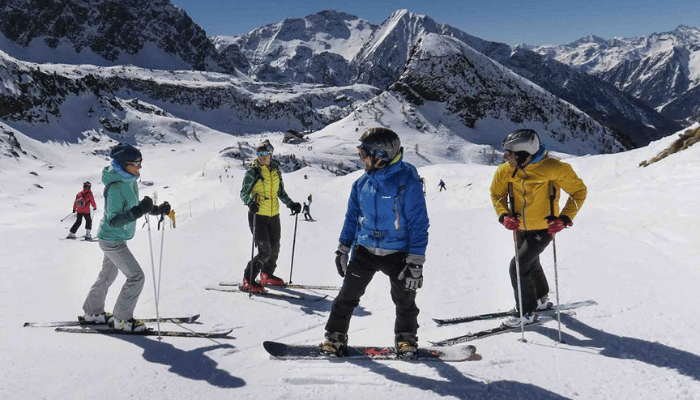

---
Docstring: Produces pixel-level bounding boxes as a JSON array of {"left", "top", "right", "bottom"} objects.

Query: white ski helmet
[{"left": 503, "top": 129, "right": 540, "bottom": 155}]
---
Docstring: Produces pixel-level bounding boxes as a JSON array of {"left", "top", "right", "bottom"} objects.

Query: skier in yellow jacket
[
  {"left": 490, "top": 129, "right": 587, "bottom": 327},
  {"left": 240, "top": 141, "right": 301, "bottom": 293}
]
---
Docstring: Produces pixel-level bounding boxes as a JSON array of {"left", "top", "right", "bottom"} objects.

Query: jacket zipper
[{"left": 520, "top": 170, "right": 528, "bottom": 230}]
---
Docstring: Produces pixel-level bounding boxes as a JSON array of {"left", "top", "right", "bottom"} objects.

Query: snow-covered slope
[{"left": 1, "top": 123, "right": 699, "bottom": 400}]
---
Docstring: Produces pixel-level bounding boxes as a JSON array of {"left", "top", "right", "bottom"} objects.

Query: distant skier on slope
[
  {"left": 438, "top": 179, "right": 446, "bottom": 192},
  {"left": 302, "top": 194, "right": 313, "bottom": 221},
  {"left": 66, "top": 181, "right": 97, "bottom": 239},
  {"left": 490, "top": 129, "right": 587, "bottom": 328},
  {"left": 81, "top": 143, "right": 171, "bottom": 332},
  {"left": 321, "top": 128, "right": 429, "bottom": 360},
  {"left": 239, "top": 140, "right": 302, "bottom": 292}
]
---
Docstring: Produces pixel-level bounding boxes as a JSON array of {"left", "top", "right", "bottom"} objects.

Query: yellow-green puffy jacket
[
  {"left": 240, "top": 159, "right": 294, "bottom": 217},
  {"left": 490, "top": 154, "right": 587, "bottom": 231}
]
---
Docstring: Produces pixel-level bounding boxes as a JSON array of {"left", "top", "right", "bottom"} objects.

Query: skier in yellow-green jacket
[
  {"left": 490, "top": 129, "right": 587, "bottom": 328},
  {"left": 239, "top": 140, "right": 301, "bottom": 293}
]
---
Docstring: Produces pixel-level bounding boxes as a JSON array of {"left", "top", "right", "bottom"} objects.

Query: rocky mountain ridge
[{"left": 0, "top": 1, "right": 690, "bottom": 157}]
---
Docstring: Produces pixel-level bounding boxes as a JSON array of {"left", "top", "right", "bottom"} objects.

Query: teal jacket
[{"left": 97, "top": 162, "right": 140, "bottom": 241}]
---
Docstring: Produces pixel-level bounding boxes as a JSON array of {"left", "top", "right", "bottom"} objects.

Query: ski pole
[
  {"left": 288, "top": 212, "right": 299, "bottom": 284},
  {"left": 157, "top": 214, "right": 166, "bottom": 304},
  {"left": 551, "top": 235, "right": 562, "bottom": 343},
  {"left": 60, "top": 212, "right": 75, "bottom": 222},
  {"left": 145, "top": 215, "right": 162, "bottom": 339},
  {"left": 248, "top": 193, "right": 259, "bottom": 299},
  {"left": 249, "top": 212, "right": 257, "bottom": 299},
  {"left": 509, "top": 183, "right": 526, "bottom": 342},
  {"left": 548, "top": 183, "right": 563, "bottom": 343}
]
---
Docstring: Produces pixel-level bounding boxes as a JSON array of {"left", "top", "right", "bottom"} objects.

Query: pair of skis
[
  {"left": 263, "top": 300, "right": 596, "bottom": 362},
  {"left": 205, "top": 281, "right": 340, "bottom": 301},
  {"left": 62, "top": 235, "right": 97, "bottom": 242},
  {"left": 429, "top": 300, "right": 597, "bottom": 346},
  {"left": 24, "top": 314, "right": 233, "bottom": 339}
]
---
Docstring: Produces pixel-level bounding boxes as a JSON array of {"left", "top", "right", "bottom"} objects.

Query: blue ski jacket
[{"left": 339, "top": 152, "right": 429, "bottom": 257}]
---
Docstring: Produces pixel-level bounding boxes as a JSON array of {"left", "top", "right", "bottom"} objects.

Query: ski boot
[
  {"left": 395, "top": 333, "right": 419, "bottom": 360},
  {"left": 81, "top": 312, "right": 114, "bottom": 325},
  {"left": 113, "top": 318, "right": 147, "bottom": 332},
  {"left": 536, "top": 295, "right": 553, "bottom": 311},
  {"left": 260, "top": 272, "right": 285, "bottom": 286},
  {"left": 241, "top": 278, "right": 266, "bottom": 293},
  {"left": 503, "top": 311, "right": 536, "bottom": 328},
  {"left": 320, "top": 332, "right": 348, "bottom": 357}
]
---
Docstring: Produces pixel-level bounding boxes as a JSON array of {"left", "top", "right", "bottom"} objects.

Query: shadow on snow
[
  {"left": 113, "top": 335, "right": 245, "bottom": 388},
  {"left": 348, "top": 358, "right": 572, "bottom": 400},
  {"left": 541, "top": 313, "right": 700, "bottom": 381}
]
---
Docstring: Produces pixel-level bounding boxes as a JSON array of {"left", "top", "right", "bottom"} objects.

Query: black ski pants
[
  {"left": 244, "top": 212, "right": 281, "bottom": 280},
  {"left": 325, "top": 245, "right": 419, "bottom": 338},
  {"left": 509, "top": 229, "right": 552, "bottom": 314},
  {"left": 70, "top": 212, "right": 92, "bottom": 234}
]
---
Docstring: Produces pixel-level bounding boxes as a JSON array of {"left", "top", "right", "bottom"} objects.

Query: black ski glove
[
  {"left": 151, "top": 201, "right": 171, "bottom": 216},
  {"left": 110, "top": 196, "right": 153, "bottom": 226},
  {"left": 335, "top": 243, "right": 351, "bottom": 277},
  {"left": 248, "top": 202, "right": 260, "bottom": 214},
  {"left": 129, "top": 196, "right": 154, "bottom": 219},
  {"left": 290, "top": 202, "right": 302, "bottom": 215}
]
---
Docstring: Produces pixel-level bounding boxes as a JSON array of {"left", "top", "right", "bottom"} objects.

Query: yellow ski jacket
[
  {"left": 240, "top": 159, "right": 294, "bottom": 217},
  {"left": 490, "top": 154, "right": 587, "bottom": 231}
]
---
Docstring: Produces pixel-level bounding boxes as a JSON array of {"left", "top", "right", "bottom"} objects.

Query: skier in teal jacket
[{"left": 81, "top": 143, "right": 171, "bottom": 332}]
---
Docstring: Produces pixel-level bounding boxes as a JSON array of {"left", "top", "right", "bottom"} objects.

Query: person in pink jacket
[{"left": 67, "top": 181, "right": 97, "bottom": 239}]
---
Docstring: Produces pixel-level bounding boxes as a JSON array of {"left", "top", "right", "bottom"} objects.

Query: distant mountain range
[
  {"left": 0, "top": 0, "right": 694, "bottom": 158},
  {"left": 531, "top": 25, "right": 700, "bottom": 123}
]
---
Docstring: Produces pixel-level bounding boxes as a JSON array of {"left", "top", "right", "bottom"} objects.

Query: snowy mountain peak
[
  {"left": 532, "top": 25, "right": 700, "bottom": 122},
  {"left": 0, "top": 0, "right": 234, "bottom": 72}
]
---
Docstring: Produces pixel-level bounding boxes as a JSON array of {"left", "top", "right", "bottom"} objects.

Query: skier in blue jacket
[{"left": 321, "top": 128, "right": 429, "bottom": 359}]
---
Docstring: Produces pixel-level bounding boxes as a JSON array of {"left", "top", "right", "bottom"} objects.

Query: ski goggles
[
  {"left": 357, "top": 143, "right": 388, "bottom": 161},
  {"left": 127, "top": 159, "right": 142, "bottom": 167},
  {"left": 257, "top": 150, "right": 271, "bottom": 157}
]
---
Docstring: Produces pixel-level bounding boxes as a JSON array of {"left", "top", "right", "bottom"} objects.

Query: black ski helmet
[
  {"left": 110, "top": 143, "right": 142, "bottom": 169},
  {"left": 83, "top": 181, "right": 91, "bottom": 189},
  {"left": 502, "top": 129, "right": 540, "bottom": 155},
  {"left": 358, "top": 127, "right": 402, "bottom": 164}
]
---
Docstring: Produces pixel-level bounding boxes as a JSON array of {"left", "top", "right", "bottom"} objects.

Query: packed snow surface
[{"left": 1, "top": 126, "right": 699, "bottom": 400}]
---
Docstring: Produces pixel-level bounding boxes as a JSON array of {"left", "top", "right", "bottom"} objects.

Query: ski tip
[
  {"left": 262, "top": 341, "right": 279, "bottom": 352},
  {"left": 190, "top": 314, "right": 201, "bottom": 323}
]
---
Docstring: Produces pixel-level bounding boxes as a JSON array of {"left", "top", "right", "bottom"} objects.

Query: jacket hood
[{"left": 102, "top": 164, "right": 137, "bottom": 187}]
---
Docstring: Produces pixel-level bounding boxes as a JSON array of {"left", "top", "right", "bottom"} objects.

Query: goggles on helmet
[
  {"left": 257, "top": 150, "right": 271, "bottom": 157},
  {"left": 357, "top": 143, "right": 389, "bottom": 161}
]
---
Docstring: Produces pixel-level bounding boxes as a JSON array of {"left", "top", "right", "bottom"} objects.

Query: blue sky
[{"left": 171, "top": 0, "right": 699, "bottom": 46}]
